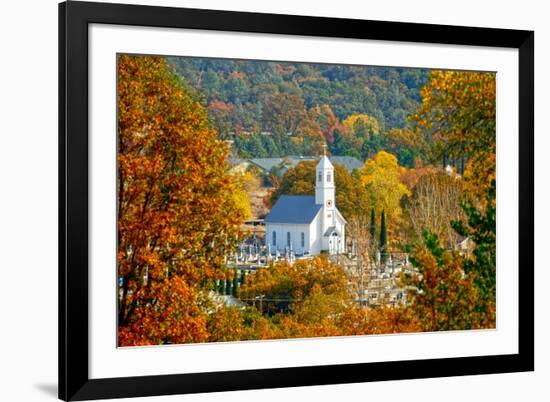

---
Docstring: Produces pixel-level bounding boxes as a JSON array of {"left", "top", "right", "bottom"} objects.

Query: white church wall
[
  {"left": 308, "top": 212, "right": 323, "bottom": 255},
  {"left": 265, "top": 223, "right": 311, "bottom": 255}
]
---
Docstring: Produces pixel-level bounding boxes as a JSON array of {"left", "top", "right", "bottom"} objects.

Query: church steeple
[{"left": 315, "top": 148, "right": 335, "bottom": 209}]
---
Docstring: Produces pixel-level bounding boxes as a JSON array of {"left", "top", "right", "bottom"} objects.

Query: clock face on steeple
[{"left": 326, "top": 200, "right": 333, "bottom": 208}]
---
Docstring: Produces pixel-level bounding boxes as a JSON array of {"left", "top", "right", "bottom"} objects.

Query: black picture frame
[{"left": 59, "top": 1, "right": 534, "bottom": 400}]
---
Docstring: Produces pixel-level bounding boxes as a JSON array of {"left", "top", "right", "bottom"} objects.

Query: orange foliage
[
  {"left": 405, "top": 238, "right": 495, "bottom": 331},
  {"left": 414, "top": 70, "right": 496, "bottom": 206},
  {"left": 117, "top": 55, "right": 244, "bottom": 345}
]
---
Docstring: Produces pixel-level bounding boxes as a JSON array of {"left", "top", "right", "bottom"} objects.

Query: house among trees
[
  {"left": 247, "top": 155, "right": 363, "bottom": 177},
  {"left": 265, "top": 154, "right": 346, "bottom": 256}
]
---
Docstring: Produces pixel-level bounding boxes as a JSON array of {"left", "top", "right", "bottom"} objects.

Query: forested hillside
[{"left": 168, "top": 57, "right": 429, "bottom": 165}]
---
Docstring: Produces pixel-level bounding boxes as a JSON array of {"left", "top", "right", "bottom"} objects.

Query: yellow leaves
[
  {"left": 412, "top": 69, "right": 496, "bottom": 207},
  {"left": 404, "top": 244, "right": 492, "bottom": 331},
  {"left": 342, "top": 113, "right": 380, "bottom": 137},
  {"left": 463, "top": 152, "right": 496, "bottom": 210},
  {"left": 239, "top": 256, "right": 349, "bottom": 317},
  {"left": 360, "top": 151, "right": 410, "bottom": 224},
  {"left": 414, "top": 70, "right": 496, "bottom": 146}
]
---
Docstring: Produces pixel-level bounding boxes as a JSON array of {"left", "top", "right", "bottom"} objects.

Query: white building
[{"left": 264, "top": 155, "right": 346, "bottom": 256}]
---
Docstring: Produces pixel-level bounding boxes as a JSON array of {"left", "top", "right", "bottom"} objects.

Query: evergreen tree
[
  {"left": 239, "top": 270, "right": 247, "bottom": 286},
  {"left": 232, "top": 270, "right": 239, "bottom": 297},
  {"left": 225, "top": 278, "right": 232, "bottom": 295},
  {"left": 380, "top": 210, "right": 388, "bottom": 263},
  {"left": 370, "top": 208, "right": 376, "bottom": 240},
  {"left": 218, "top": 279, "right": 225, "bottom": 294},
  {"left": 451, "top": 180, "right": 496, "bottom": 312}
]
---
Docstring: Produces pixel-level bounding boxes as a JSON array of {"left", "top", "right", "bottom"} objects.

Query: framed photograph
[{"left": 59, "top": 1, "right": 534, "bottom": 400}]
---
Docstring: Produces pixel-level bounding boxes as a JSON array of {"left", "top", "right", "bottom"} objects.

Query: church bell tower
[{"left": 315, "top": 147, "right": 335, "bottom": 212}]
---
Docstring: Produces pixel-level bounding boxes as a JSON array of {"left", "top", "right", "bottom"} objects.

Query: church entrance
[{"left": 328, "top": 231, "right": 340, "bottom": 255}]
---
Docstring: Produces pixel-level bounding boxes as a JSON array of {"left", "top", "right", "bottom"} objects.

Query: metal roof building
[{"left": 264, "top": 195, "right": 322, "bottom": 224}]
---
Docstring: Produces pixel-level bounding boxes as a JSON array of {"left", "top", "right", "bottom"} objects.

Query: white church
[{"left": 264, "top": 155, "right": 346, "bottom": 256}]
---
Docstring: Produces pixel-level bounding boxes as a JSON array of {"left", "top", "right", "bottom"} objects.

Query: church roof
[
  {"left": 247, "top": 156, "right": 363, "bottom": 173},
  {"left": 330, "top": 156, "right": 363, "bottom": 172},
  {"left": 264, "top": 195, "right": 322, "bottom": 224}
]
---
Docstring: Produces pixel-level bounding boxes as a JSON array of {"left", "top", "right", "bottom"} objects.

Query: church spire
[{"left": 315, "top": 148, "right": 334, "bottom": 207}]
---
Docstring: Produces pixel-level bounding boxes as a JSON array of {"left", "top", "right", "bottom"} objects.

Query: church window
[
  {"left": 287, "top": 232, "right": 291, "bottom": 247},
  {"left": 272, "top": 231, "right": 276, "bottom": 246},
  {"left": 327, "top": 172, "right": 331, "bottom": 182},
  {"left": 301, "top": 232, "right": 305, "bottom": 247},
  {"left": 318, "top": 172, "right": 322, "bottom": 182}
]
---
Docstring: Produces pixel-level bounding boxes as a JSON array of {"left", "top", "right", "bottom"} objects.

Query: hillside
[{"left": 168, "top": 56, "right": 429, "bottom": 165}]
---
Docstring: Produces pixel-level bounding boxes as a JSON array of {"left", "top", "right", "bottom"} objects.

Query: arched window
[
  {"left": 272, "top": 231, "right": 276, "bottom": 246},
  {"left": 318, "top": 172, "right": 322, "bottom": 182},
  {"left": 301, "top": 232, "right": 305, "bottom": 248},
  {"left": 327, "top": 172, "right": 331, "bottom": 182},
  {"left": 287, "top": 232, "right": 291, "bottom": 247}
]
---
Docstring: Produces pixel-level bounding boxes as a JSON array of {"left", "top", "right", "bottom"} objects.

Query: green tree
[
  {"left": 232, "top": 270, "right": 239, "bottom": 297},
  {"left": 370, "top": 208, "right": 376, "bottom": 240},
  {"left": 225, "top": 279, "right": 232, "bottom": 296},
  {"left": 451, "top": 180, "right": 496, "bottom": 314},
  {"left": 379, "top": 210, "right": 387, "bottom": 262},
  {"left": 218, "top": 279, "right": 225, "bottom": 294}
]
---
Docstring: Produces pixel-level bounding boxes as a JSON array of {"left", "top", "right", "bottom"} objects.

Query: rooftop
[
  {"left": 249, "top": 155, "right": 362, "bottom": 173},
  {"left": 264, "top": 195, "right": 322, "bottom": 224}
]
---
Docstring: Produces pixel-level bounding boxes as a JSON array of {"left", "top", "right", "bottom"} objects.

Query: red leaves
[{"left": 117, "top": 55, "right": 244, "bottom": 346}]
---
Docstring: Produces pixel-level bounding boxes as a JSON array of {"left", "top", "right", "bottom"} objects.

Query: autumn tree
[
  {"left": 239, "top": 257, "right": 349, "bottom": 316},
  {"left": 407, "top": 70, "right": 496, "bottom": 329},
  {"left": 295, "top": 109, "right": 325, "bottom": 155},
  {"left": 311, "top": 104, "right": 342, "bottom": 144},
  {"left": 405, "top": 231, "right": 493, "bottom": 331},
  {"left": 413, "top": 70, "right": 496, "bottom": 199},
  {"left": 347, "top": 214, "right": 374, "bottom": 304},
  {"left": 405, "top": 171, "right": 465, "bottom": 248},
  {"left": 227, "top": 171, "right": 255, "bottom": 221},
  {"left": 117, "top": 55, "right": 244, "bottom": 346},
  {"left": 384, "top": 127, "right": 426, "bottom": 168},
  {"left": 206, "top": 306, "right": 274, "bottom": 342},
  {"left": 360, "top": 151, "right": 410, "bottom": 227},
  {"left": 342, "top": 113, "right": 382, "bottom": 159},
  {"left": 399, "top": 158, "right": 438, "bottom": 192},
  {"left": 207, "top": 100, "right": 234, "bottom": 139},
  {"left": 262, "top": 92, "right": 307, "bottom": 134}
]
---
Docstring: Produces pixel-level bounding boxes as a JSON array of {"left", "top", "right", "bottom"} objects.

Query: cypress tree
[
  {"left": 225, "top": 278, "right": 232, "bottom": 295},
  {"left": 370, "top": 208, "right": 376, "bottom": 240},
  {"left": 380, "top": 210, "right": 387, "bottom": 263},
  {"left": 232, "top": 270, "right": 239, "bottom": 297},
  {"left": 218, "top": 279, "right": 225, "bottom": 294}
]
